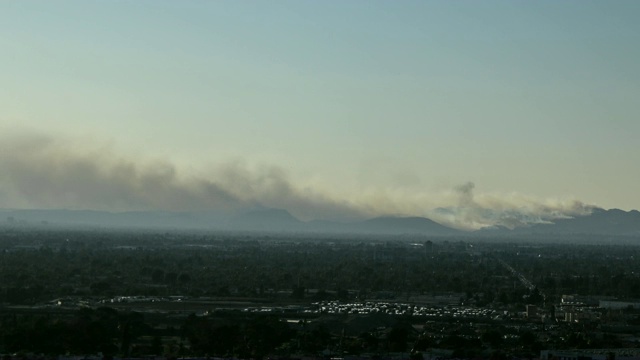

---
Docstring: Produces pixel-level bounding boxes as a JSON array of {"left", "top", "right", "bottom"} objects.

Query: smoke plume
[
  {"left": 427, "top": 181, "right": 597, "bottom": 230},
  {"left": 0, "top": 133, "right": 365, "bottom": 221},
  {"left": 0, "top": 132, "right": 598, "bottom": 229}
]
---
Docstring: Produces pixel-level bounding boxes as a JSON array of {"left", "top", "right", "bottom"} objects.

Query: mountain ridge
[{"left": 1, "top": 207, "right": 639, "bottom": 237}]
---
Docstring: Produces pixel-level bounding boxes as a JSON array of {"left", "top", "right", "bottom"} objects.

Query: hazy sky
[{"left": 1, "top": 1, "right": 639, "bottom": 226}]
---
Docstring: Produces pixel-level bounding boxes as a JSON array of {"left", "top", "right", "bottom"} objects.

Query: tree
[
  {"left": 481, "top": 329, "right": 504, "bottom": 349},
  {"left": 387, "top": 325, "right": 409, "bottom": 352}
]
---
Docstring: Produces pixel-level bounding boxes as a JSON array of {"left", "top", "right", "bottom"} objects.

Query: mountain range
[
  {"left": 1, "top": 207, "right": 640, "bottom": 237},
  {"left": 506, "top": 207, "right": 640, "bottom": 236}
]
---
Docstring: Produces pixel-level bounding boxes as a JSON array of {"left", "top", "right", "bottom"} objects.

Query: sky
[{"left": 1, "top": 1, "right": 639, "bottom": 229}]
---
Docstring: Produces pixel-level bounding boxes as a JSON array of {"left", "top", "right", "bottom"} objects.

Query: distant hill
[
  {"left": 3, "top": 207, "right": 639, "bottom": 238},
  {"left": 351, "top": 216, "right": 461, "bottom": 236},
  {"left": 225, "top": 208, "right": 304, "bottom": 232},
  {"left": 0, "top": 209, "right": 228, "bottom": 230},
  {"left": 502, "top": 208, "right": 640, "bottom": 236},
  {"left": 0, "top": 208, "right": 461, "bottom": 236}
]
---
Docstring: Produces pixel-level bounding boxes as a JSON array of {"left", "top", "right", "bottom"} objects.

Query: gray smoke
[
  {"left": 455, "top": 182, "right": 476, "bottom": 207},
  {"left": 0, "top": 132, "right": 598, "bottom": 229},
  {"left": 428, "top": 181, "right": 597, "bottom": 230},
  {"left": 0, "top": 133, "right": 365, "bottom": 221}
]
